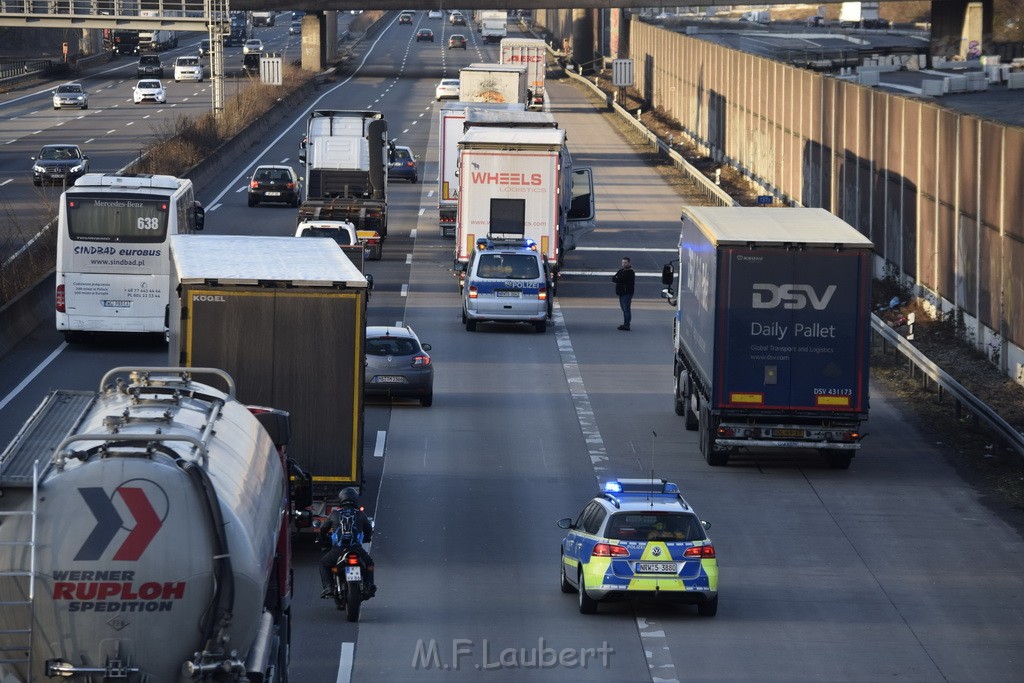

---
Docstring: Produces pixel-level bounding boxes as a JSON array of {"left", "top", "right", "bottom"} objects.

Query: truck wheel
[
  {"left": 683, "top": 388, "right": 699, "bottom": 431},
  {"left": 673, "top": 369, "right": 686, "bottom": 416},
  {"left": 465, "top": 319, "right": 476, "bottom": 332},
  {"left": 825, "top": 450, "right": 852, "bottom": 470},
  {"left": 701, "top": 405, "right": 729, "bottom": 466},
  {"left": 535, "top": 319, "right": 547, "bottom": 333}
]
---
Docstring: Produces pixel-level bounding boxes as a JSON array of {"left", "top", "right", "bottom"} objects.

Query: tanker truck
[{"left": 0, "top": 366, "right": 308, "bottom": 681}]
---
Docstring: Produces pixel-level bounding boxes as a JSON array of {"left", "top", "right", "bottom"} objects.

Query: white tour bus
[{"left": 56, "top": 173, "right": 205, "bottom": 341}]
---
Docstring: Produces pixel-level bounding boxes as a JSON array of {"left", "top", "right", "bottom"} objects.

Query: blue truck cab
[{"left": 462, "top": 237, "right": 550, "bottom": 333}]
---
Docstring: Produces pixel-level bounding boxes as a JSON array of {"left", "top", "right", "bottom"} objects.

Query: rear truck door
[
  {"left": 563, "top": 168, "right": 595, "bottom": 251},
  {"left": 718, "top": 248, "right": 870, "bottom": 414}
]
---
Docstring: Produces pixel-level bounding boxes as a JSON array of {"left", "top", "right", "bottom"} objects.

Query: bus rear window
[{"left": 66, "top": 193, "right": 169, "bottom": 243}]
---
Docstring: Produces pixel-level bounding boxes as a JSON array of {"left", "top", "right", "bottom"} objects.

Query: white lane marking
[
  {"left": 418, "top": 208, "right": 425, "bottom": 216},
  {"left": 126, "top": 121, "right": 134, "bottom": 126},
  {"left": 426, "top": 190, "right": 435, "bottom": 197},
  {"left": 0, "top": 179, "right": 12, "bottom": 186},
  {"left": 0, "top": 343, "right": 68, "bottom": 412},
  {"left": 236, "top": 185, "right": 247, "bottom": 193},
  {"left": 400, "top": 284, "right": 409, "bottom": 297},
  {"left": 83, "top": 138, "right": 95, "bottom": 144},
  {"left": 553, "top": 302, "right": 607, "bottom": 475},
  {"left": 402, "top": 128, "right": 409, "bottom": 134},
  {"left": 561, "top": 270, "right": 665, "bottom": 278},
  {"left": 405, "top": 253, "right": 412, "bottom": 265},
  {"left": 335, "top": 642, "right": 354, "bottom": 683},
  {"left": 409, "top": 229, "right": 416, "bottom": 239},
  {"left": 636, "top": 617, "right": 678, "bottom": 683},
  {"left": 31, "top": 130, "right": 41, "bottom": 135},
  {"left": 105, "top": 129, "right": 116, "bottom": 134},
  {"left": 208, "top": 202, "right": 222, "bottom": 211},
  {"left": 552, "top": 302, "right": 680, "bottom": 683},
  {"left": 373, "top": 431, "right": 387, "bottom": 458},
  {"left": 574, "top": 246, "right": 676, "bottom": 252}
]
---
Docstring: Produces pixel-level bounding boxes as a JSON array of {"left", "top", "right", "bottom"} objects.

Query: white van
[
  {"left": 173, "top": 56, "right": 204, "bottom": 83},
  {"left": 462, "top": 238, "right": 550, "bottom": 333}
]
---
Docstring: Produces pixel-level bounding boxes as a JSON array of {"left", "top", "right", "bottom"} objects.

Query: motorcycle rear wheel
[{"left": 345, "top": 582, "right": 362, "bottom": 622}]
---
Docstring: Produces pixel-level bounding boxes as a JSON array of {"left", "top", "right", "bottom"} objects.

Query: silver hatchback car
[
  {"left": 364, "top": 326, "right": 434, "bottom": 406},
  {"left": 52, "top": 83, "right": 88, "bottom": 110}
]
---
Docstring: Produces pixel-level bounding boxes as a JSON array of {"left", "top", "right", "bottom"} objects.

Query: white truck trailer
[
  {"left": 499, "top": 38, "right": 548, "bottom": 109},
  {"left": 478, "top": 10, "right": 507, "bottom": 43},
  {"left": 454, "top": 124, "right": 594, "bottom": 289},
  {"left": 459, "top": 63, "right": 527, "bottom": 105},
  {"left": 437, "top": 102, "right": 526, "bottom": 237}
]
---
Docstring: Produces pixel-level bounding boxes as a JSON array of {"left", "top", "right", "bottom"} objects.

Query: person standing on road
[{"left": 612, "top": 257, "right": 635, "bottom": 331}]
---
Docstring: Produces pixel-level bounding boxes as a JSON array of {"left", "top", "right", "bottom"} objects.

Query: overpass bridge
[{"left": 0, "top": 2, "right": 997, "bottom": 66}]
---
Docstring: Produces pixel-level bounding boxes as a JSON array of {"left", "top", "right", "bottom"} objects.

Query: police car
[
  {"left": 461, "top": 237, "right": 550, "bottom": 333},
  {"left": 557, "top": 479, "right": 718, "bottom": 615}
]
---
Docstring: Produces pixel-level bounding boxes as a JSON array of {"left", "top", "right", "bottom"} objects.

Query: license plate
[
  {"left": 345, "top": 566, "right": 362, "bottom": 582},
  {"left": 634, "top": 562, "right": 677, "bottom": 574},
  {"left": 495, "top": 290, "right": 521, "bottom": 298},
  {"left": 265, "top": 191, "right": 281, "bottom": 196},
  {"left": 774, "top": 428, "right": 805, "bottom": 437},
  {"left": 102, "top": 300, "right": 131, "bottom": 308},
  {"left": 51, "top": 173, "right": 66, "bottom": 178},
  {"left": 373, "top": 376, "right": 407, "bottom": 384}
]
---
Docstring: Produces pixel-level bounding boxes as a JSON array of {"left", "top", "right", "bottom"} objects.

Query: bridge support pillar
[
  {"left": 301, "top": 11, "right": 338, "bottom": 72},
  {"left": 571, "top": 8, "right": 594, "bottom": 74},
  {"left": 930, "top": 0, "right": 993, "bottom": 59}
]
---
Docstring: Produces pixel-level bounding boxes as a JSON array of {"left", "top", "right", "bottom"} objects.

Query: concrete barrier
[{"left": 0, "top": 272, "right": 55, "bottom": 359}]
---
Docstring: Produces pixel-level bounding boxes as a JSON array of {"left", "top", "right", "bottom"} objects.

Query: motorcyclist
[{"left": 318, "top": 487, "right": 376, "bottom": 599}]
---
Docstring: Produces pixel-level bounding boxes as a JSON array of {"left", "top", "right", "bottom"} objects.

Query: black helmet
[{"left": 338, "top": 487, "right": 359, "bottom": 505}]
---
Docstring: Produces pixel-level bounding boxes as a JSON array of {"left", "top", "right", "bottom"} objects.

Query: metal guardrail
[
  {"left": 563, "top": 67, "right": 737, "bottom": 208},
  {"left": 872, "top": 315, "right": 1024, "bottom": 458}
]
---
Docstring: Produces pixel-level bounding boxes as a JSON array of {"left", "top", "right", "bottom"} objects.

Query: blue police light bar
[{"left": 603, "top": 481, "right": 622, "bottom": 493}]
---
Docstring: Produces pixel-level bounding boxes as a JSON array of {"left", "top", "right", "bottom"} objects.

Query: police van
[{"left": 462, "top": 238, "right": 550, "bottom": 333}]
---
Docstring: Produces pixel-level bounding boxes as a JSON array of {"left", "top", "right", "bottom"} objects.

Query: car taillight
[
  {"left": 683, "top": 545, "right": 716, "bottom": 559},
  {"left": 346, "top": 554, "right": 360, "bottom": 565},
  {"left": 56, "top": 284, "right": 66, "bottom": 313},
  {"left": 411, "top": 355, "right": 431, "bottom": 367},
  {"left": 467, "top": 286, "right": 478, "bottom": 299},
  {"left": 405, "top": 161, "right": 415, "bottom": 167},
  {"left": 286, "top": 182, "right": 295, "bottom": 189},
  {"left": 538, "top": 285, "right": 547, "bottom": 301},
  {"left": 592, "top": 543, "right": 629, "bottom": 558},
  {"left": 249, "top": 180, "right": 258, "bottom": 189}
]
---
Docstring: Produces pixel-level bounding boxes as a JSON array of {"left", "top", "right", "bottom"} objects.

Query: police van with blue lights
[
  {"left": 557, "top": 479, "right": 719, "bottom": 615},
  {"left": 462, "top": 237, "right": 551, "bottom": 333}
]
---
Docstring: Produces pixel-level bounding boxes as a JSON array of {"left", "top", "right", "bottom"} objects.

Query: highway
[
  {"left": 0, "top": 17, "right": 306, "bottom": 230},
  {"left": 2, "top": 11, "right": 1024, "bottom": 682}
]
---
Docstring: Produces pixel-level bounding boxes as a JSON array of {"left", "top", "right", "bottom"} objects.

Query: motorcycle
[{"left": 330, "top": 547, "right": 373, "bottom": 622}]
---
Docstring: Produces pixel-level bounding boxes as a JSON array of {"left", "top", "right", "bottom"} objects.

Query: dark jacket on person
[
  {"left": 320, "top": 505, "right": 374, "bottom": 547},
  {"left": 613, "top": 266, "right": 635, "bottom": 296}
]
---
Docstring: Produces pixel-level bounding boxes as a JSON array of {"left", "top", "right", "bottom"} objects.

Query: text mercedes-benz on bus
[{"left": 56, "top": 173, "right": 204, "bottom": 341}]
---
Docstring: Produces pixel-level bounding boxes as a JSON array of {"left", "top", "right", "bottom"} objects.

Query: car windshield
[
  {"left": 298, "top": 227, "right": 353, "bottom": 245},
  {"left": 605, "top": 512, "right": 707, "bottom": 542},
  {"left": 40, "top": 147, "right": 79, "bottom": 160},
  {"left": 441, "top": 79, "right": 459, "bottom": 87},
  {"left": 177, "top": 58, "right": 198, "bottom": 66},
  {"left": 366, "top": 337, "right": 418, "bottom": 356},
  {"left": 476, "top": 253, "right": 540, "bottom": 279},
  {"left": 138, "top": 81, "right": 160, "bottom": 89},
  {"left": 56, "top": 85, "right": 81, "bottom": 93}
]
